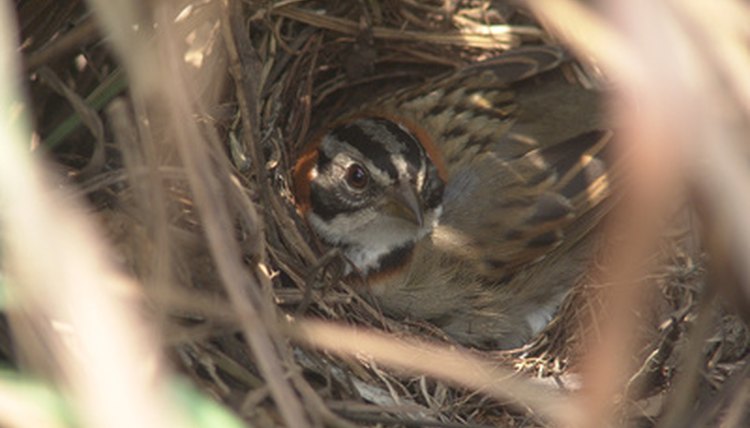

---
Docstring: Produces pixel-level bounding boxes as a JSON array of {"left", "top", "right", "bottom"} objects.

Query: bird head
[{"left": 294, "top": 116, "right": 446, "bottom": 276}]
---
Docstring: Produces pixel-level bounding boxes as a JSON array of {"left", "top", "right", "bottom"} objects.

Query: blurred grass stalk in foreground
[
  {"left": 0, "top": 1, "right": 234, "bottom": 427},
  {"left": 3, "top": 0, "right": 750, "bottom": 427},
  {"left": 529, "top": 0, "right": 750, "bottom": 427}
]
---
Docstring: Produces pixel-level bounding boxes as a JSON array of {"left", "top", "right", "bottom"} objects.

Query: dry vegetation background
[{"left": 2, "top": 0, "right": 750, "bottom": 427}]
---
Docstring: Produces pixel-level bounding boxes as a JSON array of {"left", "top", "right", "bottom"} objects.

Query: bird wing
[{"left": 379, "top": 46, "right": 617, "bottom": 279}]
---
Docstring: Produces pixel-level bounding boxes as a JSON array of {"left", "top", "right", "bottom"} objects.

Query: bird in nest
[{"left": 293, "top": 45, "right": 616, "bottom": 350}]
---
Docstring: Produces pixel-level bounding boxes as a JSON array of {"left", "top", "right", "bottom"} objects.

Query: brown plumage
[{"left": 294, "top": 46, "right": 615, "bottom": 349}]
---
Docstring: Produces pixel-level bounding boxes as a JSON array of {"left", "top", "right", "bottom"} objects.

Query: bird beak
[{"left": 382, "top": 183, "right": 424, "bottom": 227}]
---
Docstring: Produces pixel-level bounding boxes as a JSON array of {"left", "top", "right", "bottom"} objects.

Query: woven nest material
[{"left": 7, "top": 0, "right": 750, "bottom": 427}]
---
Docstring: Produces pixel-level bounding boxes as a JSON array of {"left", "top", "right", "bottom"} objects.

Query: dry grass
[{"left": 1, "top": 0, "right": 749, "bottom": 427}]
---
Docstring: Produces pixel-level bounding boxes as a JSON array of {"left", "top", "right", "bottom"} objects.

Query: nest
[{"left": 4, "top": 0, "right": 750, "bottom": 427}]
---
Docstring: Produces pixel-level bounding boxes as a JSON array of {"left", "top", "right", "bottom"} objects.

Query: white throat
[{"left": 309, "top": 206, "right": 442, "bottom": 276}]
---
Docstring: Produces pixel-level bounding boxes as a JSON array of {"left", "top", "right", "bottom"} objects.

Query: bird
[{"left": 293, "top": 45, "right": 615, "bottom": 349}]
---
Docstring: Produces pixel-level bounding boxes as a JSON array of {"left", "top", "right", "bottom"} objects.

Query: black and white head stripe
[
  {"left": 313, "top": 117, "right": 444, "bottom": 212},
  {"left": 326, "top": 118, "right": 423, "bottom": 178}
]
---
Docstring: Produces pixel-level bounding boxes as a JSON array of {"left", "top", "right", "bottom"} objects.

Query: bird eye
[{"left": 345, "top": 163, "right": 369, "bottom": 189}]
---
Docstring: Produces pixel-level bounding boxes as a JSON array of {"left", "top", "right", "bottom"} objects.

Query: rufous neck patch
[{"left": 292, "top": 143, "right": 319, "bottom": 214}]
